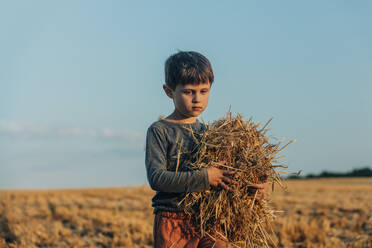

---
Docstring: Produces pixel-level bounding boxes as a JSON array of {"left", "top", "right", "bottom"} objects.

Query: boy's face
[{"left": 163, "top": 82, "right": 211, "bottom": 121}]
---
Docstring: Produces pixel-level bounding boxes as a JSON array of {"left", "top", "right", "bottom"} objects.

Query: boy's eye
[
  {"left": 201, "top": 89, "right": 209, "bottom": 94},
  {"left": 183, "top": 90, "right": 192, "bottom": 95}
]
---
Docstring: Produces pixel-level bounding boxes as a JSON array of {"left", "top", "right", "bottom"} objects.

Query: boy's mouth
[{"left": 192, "top": 107, "right": 202, "bottom": 111}]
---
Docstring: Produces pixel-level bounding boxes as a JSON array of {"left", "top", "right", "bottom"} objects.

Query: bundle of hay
[{"left": 182, "top": 112, "right": 294, "bottom": 247}]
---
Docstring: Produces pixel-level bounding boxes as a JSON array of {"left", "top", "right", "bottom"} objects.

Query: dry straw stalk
[{"left": 181, "top": 112, "right": 294, "bottom": 248}]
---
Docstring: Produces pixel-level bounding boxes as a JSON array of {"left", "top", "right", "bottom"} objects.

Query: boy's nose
[{"left": 192, "top": 93, "right": 200, "bottom": 103}]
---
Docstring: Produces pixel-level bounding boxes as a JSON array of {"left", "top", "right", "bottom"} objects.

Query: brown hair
[{"left": 164, "top": 51, "right": 214, "bottom": 90}]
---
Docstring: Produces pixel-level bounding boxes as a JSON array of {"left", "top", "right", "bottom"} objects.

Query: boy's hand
[
  {"left": 247, "top": 182, "right": 270, "bottom": 202},
  {"left": 207, "top": 162, "right": 235, "bottom": 191}
]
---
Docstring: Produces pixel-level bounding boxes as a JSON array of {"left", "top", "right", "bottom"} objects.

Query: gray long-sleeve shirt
[{"left": 145, "top": 119, "right": 210, "bottom": 213}]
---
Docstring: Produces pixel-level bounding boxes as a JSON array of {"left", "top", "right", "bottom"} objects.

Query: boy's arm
[{"left": 145, "top": 126, "right": 210, "bottom": 193}]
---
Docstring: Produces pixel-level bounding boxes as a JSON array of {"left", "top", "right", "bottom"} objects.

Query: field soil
[{"left": 0, "top": 178, "right": 371, "bottom": 248}]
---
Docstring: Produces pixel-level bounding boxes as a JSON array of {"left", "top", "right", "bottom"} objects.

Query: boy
[{"left": 145, "top": 51, "right": 268, "bottom": 248}]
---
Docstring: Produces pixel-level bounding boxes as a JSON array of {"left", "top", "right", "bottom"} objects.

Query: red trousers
[{"left": 154, "top": 211, "right": 230, "bottom": 248}]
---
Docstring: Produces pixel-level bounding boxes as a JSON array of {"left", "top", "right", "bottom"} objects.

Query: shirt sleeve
[{"left": 145, "top": 125, "right": 210, "bottom": 193}]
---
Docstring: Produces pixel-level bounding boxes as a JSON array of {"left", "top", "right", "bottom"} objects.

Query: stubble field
[{"left": 0, "top": 178, "right": 371, "bottom": 248}]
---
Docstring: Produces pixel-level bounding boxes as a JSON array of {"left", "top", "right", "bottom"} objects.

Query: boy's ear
[{"left": 163, "top": 84, "right": 174, "bottom": 99}]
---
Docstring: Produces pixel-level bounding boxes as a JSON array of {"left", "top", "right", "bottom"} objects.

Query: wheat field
[{"left": 0, "top": 178, "right": 371, "bottom": 248}]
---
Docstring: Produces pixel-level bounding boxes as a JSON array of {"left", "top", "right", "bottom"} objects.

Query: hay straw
[{"left": 181, "top": 112, "right": 294, "bottom": 247}]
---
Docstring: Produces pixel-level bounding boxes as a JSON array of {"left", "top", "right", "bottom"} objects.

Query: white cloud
[{"left": 0, "top": 120, "right": 144, "bottom": 143}]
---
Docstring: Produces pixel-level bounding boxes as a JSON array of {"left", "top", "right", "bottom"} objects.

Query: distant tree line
[{"left": 288, "top": 167, "right": 372, "bottom": 179}]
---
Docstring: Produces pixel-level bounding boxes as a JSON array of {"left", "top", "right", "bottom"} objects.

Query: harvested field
[{"left": 0, "top": 178, "right": 371, "bottom": 248}]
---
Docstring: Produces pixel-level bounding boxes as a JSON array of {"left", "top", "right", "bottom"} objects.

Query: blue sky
[{"left": 1, "top": 1, "right": 371, "bottom": 189}]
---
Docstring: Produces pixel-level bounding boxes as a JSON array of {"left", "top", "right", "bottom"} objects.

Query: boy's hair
[{"left": 165, "top": 51, "right": 214, "bottom": 90}]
